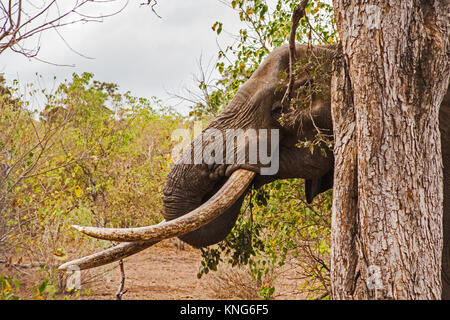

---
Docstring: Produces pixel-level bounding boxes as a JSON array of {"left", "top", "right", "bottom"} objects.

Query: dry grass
[
  {"left": 206, "top": 254, "right": 328, "bottom": 300},
  {"left": 208, "top": 264, "right": 265, "bottom": 299}
]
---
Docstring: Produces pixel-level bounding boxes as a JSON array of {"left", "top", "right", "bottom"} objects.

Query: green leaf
[{"left": 38, "top": 279, "right": 49, "bottom": 294}]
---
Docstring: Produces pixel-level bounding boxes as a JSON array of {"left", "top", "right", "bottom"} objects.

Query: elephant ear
[{"left": 305, "top": 170, "right": 334, "bottom": 203}]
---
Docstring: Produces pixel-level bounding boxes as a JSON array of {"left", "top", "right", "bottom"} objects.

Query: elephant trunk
[
  {"left": 67, "top": 168, "right": 255, "bottom": 245},
  {"left": 161, "top": 163, "right": 250, "bottom": 247}
]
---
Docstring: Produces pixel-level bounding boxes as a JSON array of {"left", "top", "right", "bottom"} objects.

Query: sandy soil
[
  {"left": 1, "top": 239, "right": 310, "bottom": 300},
  {"left": 85, "top": 240, "right": 217, "bottom": 300}
]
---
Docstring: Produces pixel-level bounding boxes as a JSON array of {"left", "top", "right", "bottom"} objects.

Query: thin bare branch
[
  {"left": 140, "top": 0, "right": 162, "bottom": 19},
  {"left": 0, "top": 1, "right": 128, "bottom": 60},
  {"left": 281, "top": 0, "right": 309, "bottom": 111},
  {"left": 115, "top": 259, "right": 128, "bottom": 300}
]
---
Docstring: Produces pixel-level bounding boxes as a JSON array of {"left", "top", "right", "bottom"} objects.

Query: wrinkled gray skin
[{"left": 162, "top": 44, "right": 450, "bottom": 298}]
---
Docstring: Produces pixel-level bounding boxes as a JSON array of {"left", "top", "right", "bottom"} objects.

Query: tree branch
[
  {"left": 281, "top": 0, "right": 309, "bottom": 111},
  {"left": 141, "top": 0, "right": 162, "bottom": 19},
  {"left": 0, "top": 1, "right": 128, "bottom": 60},
  {"left": 116, "top": 259, "right": 128, "bottom": 300}
]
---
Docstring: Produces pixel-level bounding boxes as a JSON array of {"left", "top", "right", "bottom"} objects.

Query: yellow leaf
[
  {"left": 3, "top": 280, "right": 12, "bottom": 293},
  {"left": 51, "top": 248, "right": 67, "bottom": 261},
  {"left": 74, "top": 186, "right": 82, "bottom": 197}
]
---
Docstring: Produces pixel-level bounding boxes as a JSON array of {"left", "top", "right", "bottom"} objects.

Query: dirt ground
[
  {"left": 1, "top": 239, "right": 309, "bottom": 300},
  {"left": 85, "top": 240, "right": 217, "bottom": 300}
]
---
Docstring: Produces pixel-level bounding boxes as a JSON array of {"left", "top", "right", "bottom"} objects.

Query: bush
[
  {"left": 0, "top": 73, "right": 184, "bottom": 298},
  {"left": 199, "top": 180, "right": 332, "bottom": 299}
]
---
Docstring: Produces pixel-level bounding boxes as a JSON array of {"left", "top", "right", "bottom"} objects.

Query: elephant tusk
[
  {"left": 68, "top": 169, "right": 256, "bottom": 242},
  {"left": 58, "top": 241, "right": 156, "bottom": 271},
  {"left": 59, "top": 220, "right": 167, "bottom": 271}
]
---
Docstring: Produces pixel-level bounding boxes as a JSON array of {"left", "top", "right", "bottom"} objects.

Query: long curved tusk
[
  {"left": 58, "top": 241, "right": 156, "bottom": 271},
  {"left": 70, "top": 169, "right": 256, "bottom": 242},
  {"left": 59, "top": 221, "right": 167, "bottom": 271}
]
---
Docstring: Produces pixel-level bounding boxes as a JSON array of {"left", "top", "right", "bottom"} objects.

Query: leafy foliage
[
  {"left": 196, "top": 0, "right": 336, "bottom": 299},
  {"left": 191, "top": 0, "right": 337, "bottom": 118},
  {"left": 0, "top": 274, "right": 20, "bottom": 300},
  {"left": 200, "top": 180, "right": 332, "bottom": 299},
  {"left": 0, "top": 73, "right": 185, "bottom": 299}
]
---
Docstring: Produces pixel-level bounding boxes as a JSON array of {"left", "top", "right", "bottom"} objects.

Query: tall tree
[{"left": 330, "top": 1, "right": 449, "bottom": 299}]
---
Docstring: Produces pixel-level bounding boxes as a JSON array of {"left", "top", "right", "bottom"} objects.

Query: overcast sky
[{"left": 1, "top": 1, "right": 244, "bottom": 114}]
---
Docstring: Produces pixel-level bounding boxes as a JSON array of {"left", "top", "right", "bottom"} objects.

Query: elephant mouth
[{"left": 59, "top": 169, "right": 256, "bottom": 271}]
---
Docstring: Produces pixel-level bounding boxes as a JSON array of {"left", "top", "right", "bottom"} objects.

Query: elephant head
[
  {"left": 59, "top": 43, "right": 337, "bottom": 269},
  {"left": 59, "top": 43, "right": 450, "bottom": 300},
  {"left": 161, "top": 44, "right": 337, "bottom": 247}
]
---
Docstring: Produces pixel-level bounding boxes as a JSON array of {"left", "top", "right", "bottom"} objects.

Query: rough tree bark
[{"left": 331, "top": 1, "right": 449, "bottom": 299}]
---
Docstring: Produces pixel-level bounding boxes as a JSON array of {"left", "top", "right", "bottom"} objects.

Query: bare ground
[
  {"left": 1, "top": 239, "right": 309, "bottom": 300},
  {"left": 85, "top": 240, "right": 217, "bottom": 300}
]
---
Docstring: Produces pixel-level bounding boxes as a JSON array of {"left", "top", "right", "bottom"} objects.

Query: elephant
[{"left": 59, "top": 43, "right": 450, "bottom": 299}]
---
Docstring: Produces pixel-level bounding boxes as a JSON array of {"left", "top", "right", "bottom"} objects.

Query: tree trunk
[{"left": 331, "top": 0, "right": 449, "bottom": 299}]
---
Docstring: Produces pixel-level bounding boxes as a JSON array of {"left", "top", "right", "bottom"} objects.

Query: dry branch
[
  {"left": 0, "top": 1, "right": 128, "bottom": 59},
  {"left": 116, "top": 259, "right": 127, "bottom": 300},
  {"left": 281, "top": 0, "right": 309, "bottom": 111}
]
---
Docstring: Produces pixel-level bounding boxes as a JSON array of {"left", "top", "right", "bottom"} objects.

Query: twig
[
  {"left": 315, "top": 291, "right": 330, "bottom": 300},
  {"left": 281, "top": 0, "right": 309, "bottom": 111},
  {"left": 0, "top": 260, "right": 52, "bottom": 269},
  {"left": 115, "top": 259, "right": 128, "bottom": 300},
  {"left": 141, "top": 0, "right": 162, "bottom": 19},
  {"left": 0, "top": 0, "right": 128, "bottom": 60}
]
